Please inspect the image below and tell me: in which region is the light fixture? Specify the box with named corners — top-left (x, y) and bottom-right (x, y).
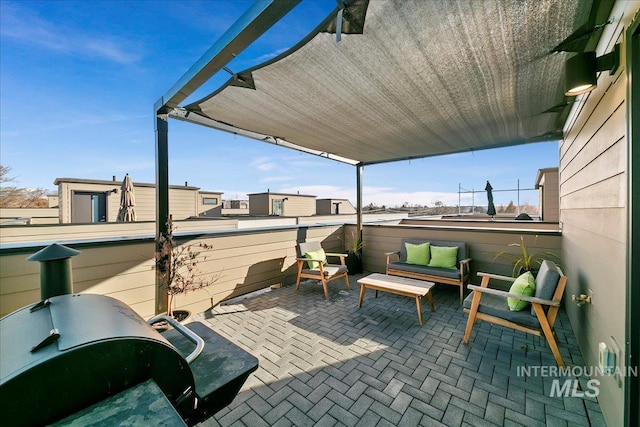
top-left (565, 44), bottom-right (620, 96)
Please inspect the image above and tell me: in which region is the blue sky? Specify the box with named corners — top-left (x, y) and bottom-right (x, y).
top-left (0, 0), bottom-right (559, 209)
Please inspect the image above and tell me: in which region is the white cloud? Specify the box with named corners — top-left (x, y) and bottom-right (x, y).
top-left (253, 48), bottom-right (290, 63)
top-left (261, 176), bottom-right (292, 183)
top-left (250, 157), bottom-right (278, 171)
top-left (1, 4), bottom-right (142, 64)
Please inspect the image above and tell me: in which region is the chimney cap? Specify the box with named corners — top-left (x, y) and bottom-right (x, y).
top-left (27, 243), bottom-right (80, 262)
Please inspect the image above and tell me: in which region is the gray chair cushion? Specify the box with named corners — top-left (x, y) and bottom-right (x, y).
top-left (388, 262), bottom-right (460, 279)
top-left (463, 292), bottom-right (540, 328)
top-left (531, 260), bottom-right (560, 316)
top-left (302, 264), bottom-right (347, 277)
top-left (398, 239), bottom-right (467, 265)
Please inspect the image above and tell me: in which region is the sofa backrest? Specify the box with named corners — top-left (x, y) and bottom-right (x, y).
top-left (399, 238), bottom-right (468, 264)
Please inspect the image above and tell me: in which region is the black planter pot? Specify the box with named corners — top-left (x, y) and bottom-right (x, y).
top-left (346, 251), bottom-right (363, 274)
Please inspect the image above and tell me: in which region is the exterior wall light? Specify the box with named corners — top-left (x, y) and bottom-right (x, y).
top-left (565, 44), bottom-right (620, 96)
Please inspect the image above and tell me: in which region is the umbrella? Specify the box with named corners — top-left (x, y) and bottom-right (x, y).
top-left (485, 180), bottom-right (496, 217)
top-left (117, 174), bottom-right (136, 222)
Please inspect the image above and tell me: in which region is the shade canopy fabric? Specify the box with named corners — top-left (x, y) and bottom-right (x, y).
top-left (181, 0), bottom-right (595, 166)
top-left (117, 174), bottom-right (136, 222)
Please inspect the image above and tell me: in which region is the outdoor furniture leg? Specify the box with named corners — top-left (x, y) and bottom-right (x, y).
top-left (415, 296), bottom-right (423, 325)
top-left (426, 292), bottom-right (435, 312)
top-left (295, 261), bottom-right (303, 291)
top-left (533, 303), bottom-right (566, 368)
top-left (358, 284), bottom-right (366, 307)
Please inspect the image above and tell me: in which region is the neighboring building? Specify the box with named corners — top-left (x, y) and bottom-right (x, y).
top-left (535, 167), bottom-right (559, 222)
top-left (54, 177), bottom-right (204, 223)
top-left (223, 199), bottom-right (249, 210)
top-left (248, 191), bottom-right (316, 217)
top-left (316, 198), bottom-right (356, 215)
top-left (47, 195), bottom-right (59, 208)
top-left (199, 199), bottom-right (250, 217)
top-left (198, 191), bottom-right (224, 216)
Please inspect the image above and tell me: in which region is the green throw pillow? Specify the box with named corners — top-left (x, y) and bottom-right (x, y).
top-left (428, 246), bottom-right (458, 269)
top-left (405, 242), bottom-right (430, 265)
top-left (305, 249), bottom-right (327, 269)
top-left (507, 271), bottom-right (536, 311)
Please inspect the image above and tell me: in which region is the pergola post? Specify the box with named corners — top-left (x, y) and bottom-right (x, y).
top-left (155, 114), bottom-right (170, 238)
top-left (155, 113), bottom-right (169, 314)
top-left (356, 164), bottom-right (363, 251)
top-left (153, 0), bottom-right (301, 315)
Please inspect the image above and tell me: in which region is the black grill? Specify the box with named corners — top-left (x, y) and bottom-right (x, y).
top-left (0, 293), bottom-right (258, 426)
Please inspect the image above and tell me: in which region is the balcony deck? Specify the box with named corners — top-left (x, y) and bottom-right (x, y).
top-left (195, 274), bottom-right (605, 426)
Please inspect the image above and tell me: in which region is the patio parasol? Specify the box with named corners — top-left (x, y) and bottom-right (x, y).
top-left (117, 174), bottom-right (136, 222)
top-left (485, 180), bottom-right (496, 218)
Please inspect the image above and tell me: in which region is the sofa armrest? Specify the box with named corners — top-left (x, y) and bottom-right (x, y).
top-left (385, 251), bottom-right (400, 264)
top-left (467, 284), bottom-right (560, 307)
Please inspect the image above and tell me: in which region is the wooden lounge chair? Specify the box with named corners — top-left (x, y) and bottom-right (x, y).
top-left (462, 260), bottom-right (568, 367)
top-left (295, 241), bottom-right (349, 299)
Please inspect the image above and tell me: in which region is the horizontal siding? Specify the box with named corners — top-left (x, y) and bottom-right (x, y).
top-left (0, 208), bottom-right (59, 220)
top-left (0, 219), bottom-right (239, 244)
top-left (561, 103), bottom-right (626, 183)
top-left (0, 224), bottom-right (344, 319)
top-left (360, 224), bottom-right (561, 281)
top-left (558, 3), bottom-right (636, 425)
top-left (560, 172), bottom-right (626, 209)
top-left (0, 242), bottom-right (156, 318)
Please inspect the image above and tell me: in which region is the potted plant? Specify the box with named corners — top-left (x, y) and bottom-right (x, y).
top-left (342, 231), bottom-right (364, 274)
top-left (155, 218), bottom-right (219, 323)
top-left (493, 235), bottom-right (560, 277)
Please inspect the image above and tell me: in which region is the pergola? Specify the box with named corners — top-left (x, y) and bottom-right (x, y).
top-left (152, 2), bottom-right (639, 423)
top-left (155, 0), bottom-right (610, 239)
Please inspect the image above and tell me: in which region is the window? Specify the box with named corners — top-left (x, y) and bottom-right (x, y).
top-left (203, 197), bottom-right (218, 205)
top-left (272, 199), bottom-right (283, 216)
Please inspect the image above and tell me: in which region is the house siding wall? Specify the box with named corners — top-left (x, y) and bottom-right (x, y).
top-left (0, 219), bottom-right (238, 244)
top-left (0, 241), bottom-right (156, 318)
top-left (539, 170), bottom-right (560, 222)
top-left (352, 223), bottom-right (561, 280)
top-left (248, 193), bottom-right (270, 216)
top-left (0, 208), bottom-right (60, 225)
top-left (0, 224), bottom-right (343, 319)
top-left (198, 192), bottom-right (223, 216)
top-left (248, 193), bottom-right (316, 216)
top-left (316, 199), bottom-right (357, 215)
top-left (278, 195), bottom-right (315, 217)
top-left (560, 3), bottom-right (637, 425)
top-left (56, 180), bottom-right (200, 223)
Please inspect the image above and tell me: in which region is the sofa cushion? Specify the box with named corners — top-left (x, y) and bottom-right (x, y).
top-left (463, 292), bottom-right (540, 328)
top-left (428, 246), bottom-right (458, 269)
top-left (531, 260), bottom-right (560, 316)
top-left (405, 242), bottom-right (430, 265)
top-left (399, 239), bottom-right (467, 264)
top-left (388, 262), bottom-right (461, 280)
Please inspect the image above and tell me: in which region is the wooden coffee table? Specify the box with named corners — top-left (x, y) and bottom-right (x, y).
top-left (357, 273), bottom-right (435, 325)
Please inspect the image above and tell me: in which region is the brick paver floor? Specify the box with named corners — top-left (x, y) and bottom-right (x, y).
top-left (195, 274), bottom-right (606, 426)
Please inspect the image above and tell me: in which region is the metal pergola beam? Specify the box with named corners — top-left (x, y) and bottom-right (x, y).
top-left (156, 0), bottom-right (301, 114)
top-left (153, 0), bottom-right (301, 314)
